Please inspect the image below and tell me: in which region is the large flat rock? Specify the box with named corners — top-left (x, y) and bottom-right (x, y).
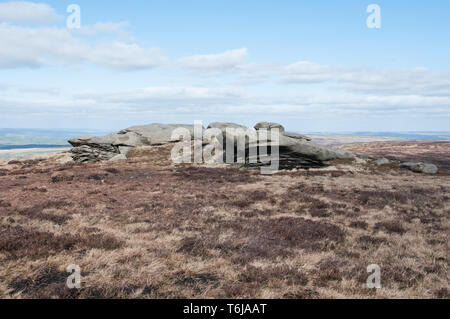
top-left (118, 123), bottom-right (197, 145)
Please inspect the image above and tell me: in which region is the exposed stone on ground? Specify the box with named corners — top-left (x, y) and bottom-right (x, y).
top-left (328, 148), bottom-right (355, 160)
top-left (400, 162), bottom-right (438, 174)
top-left (53, 152), bottom-right (73, 164)
top-left (376, 158), bottom-right (390, 166)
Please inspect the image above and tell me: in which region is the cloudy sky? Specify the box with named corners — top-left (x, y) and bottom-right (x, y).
top-left (0, 0), bottom-right (449, 132)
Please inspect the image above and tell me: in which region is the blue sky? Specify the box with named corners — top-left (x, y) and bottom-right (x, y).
top-left (0, 0), bottom-right (449, 132)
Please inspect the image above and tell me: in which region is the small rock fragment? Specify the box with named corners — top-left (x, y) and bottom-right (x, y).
top-left (375, 158), bottom-right (390, 166)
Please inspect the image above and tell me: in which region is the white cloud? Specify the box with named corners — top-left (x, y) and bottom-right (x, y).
top-left (72, 21), bottom-right (134, 41)
top-left (179, 48), bottom-right (248, 73)
top-left (76, 86), bottom-right (244, 110)
top-left (0, 24), bottom-right (166, 70)
top-left (17, 86), bottom-right (60, 95)
top-left (1, 84), bottom-right (449, 131)
top-left (88, 42), bottom-right (166, 70)
top-left (0, 1), bottom-right (62, 24)
top-left (74, 22), bottom-right (130, 36)
top-left (283, 61), bottom-right (334, 83)
top-left (334, 67), bottom-right (450, 97)
top-left (281, 61), bottom-right (450, 97)
top-left (233, 63), bottom-right (283, 85)
top-left (66, 85), bottom-right (450, 118)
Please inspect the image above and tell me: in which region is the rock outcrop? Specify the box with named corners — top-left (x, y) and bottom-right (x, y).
top-left (204, 121), bottom-right (354, 169)
top-left (69, 124), bottom-right (196, 163)
top-left (250, 123), bottom-right (354, 169)
top-left (69, 135), bottom-right (122, 163)
top-left (68, 121), bottom-right (354, 169)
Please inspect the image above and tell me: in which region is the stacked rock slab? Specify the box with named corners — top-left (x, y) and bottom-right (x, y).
top-left (69, 135), bottom-right (122, 163)
top-left (69, 124), bottom-right (196, 163)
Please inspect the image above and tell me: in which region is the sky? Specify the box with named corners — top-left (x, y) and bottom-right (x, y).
top-left (0, 0), bottom-right (449, 132)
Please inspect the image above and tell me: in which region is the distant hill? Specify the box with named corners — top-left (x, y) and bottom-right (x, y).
top-left (0, 144), bottom-right (70, 150)
top-left (0, 128), bottom-right (112, 149)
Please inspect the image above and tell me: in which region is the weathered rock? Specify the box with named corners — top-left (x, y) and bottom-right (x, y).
top-left (254, 122), bottom-right (285, 133)
top-left (68, 135), bottom-right (121, 162)
top-left (69, 124), bottom-right (199, 163)
top-left (400, 162), bottom-right (438, 174)
top-left (70, 143), bottom-right (119, 163)
top-left (207, 122), bottom-right (248, 131)
top-left (68, 135), bottom-right (113, 147)
top-left (422, 164), bottom-right (439, 174)
top-left (285, 142), bottom-right (352, 168)
top-left (106, 131), bottom-right (146, 147)
top-left (376, 158), bottom-right (390, 166)
top-left (53, 152), bottom-right (74, 164)
top-left (283, 132), bottom-right (312, 141)
top-left (118, 123), bottom-right (198, 145)
top-left (328, 147), bottom-right (355, 160)
top-left (206, 123), bottom-right (355, 169)
top-left (254, 122), bottom-right (311, 141)
top-left (118, 146), bottom-right (133, 156)
top-left (68, 121), bottom-right (354, 168)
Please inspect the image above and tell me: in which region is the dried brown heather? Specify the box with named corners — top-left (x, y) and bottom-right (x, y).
top-left (0, 140), bottom-right (448, 298)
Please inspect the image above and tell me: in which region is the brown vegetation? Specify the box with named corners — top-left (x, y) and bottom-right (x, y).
top-left (343, 140), bottom-right (450, 171)
top-left (0, 142), bottom-right (448, 299)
